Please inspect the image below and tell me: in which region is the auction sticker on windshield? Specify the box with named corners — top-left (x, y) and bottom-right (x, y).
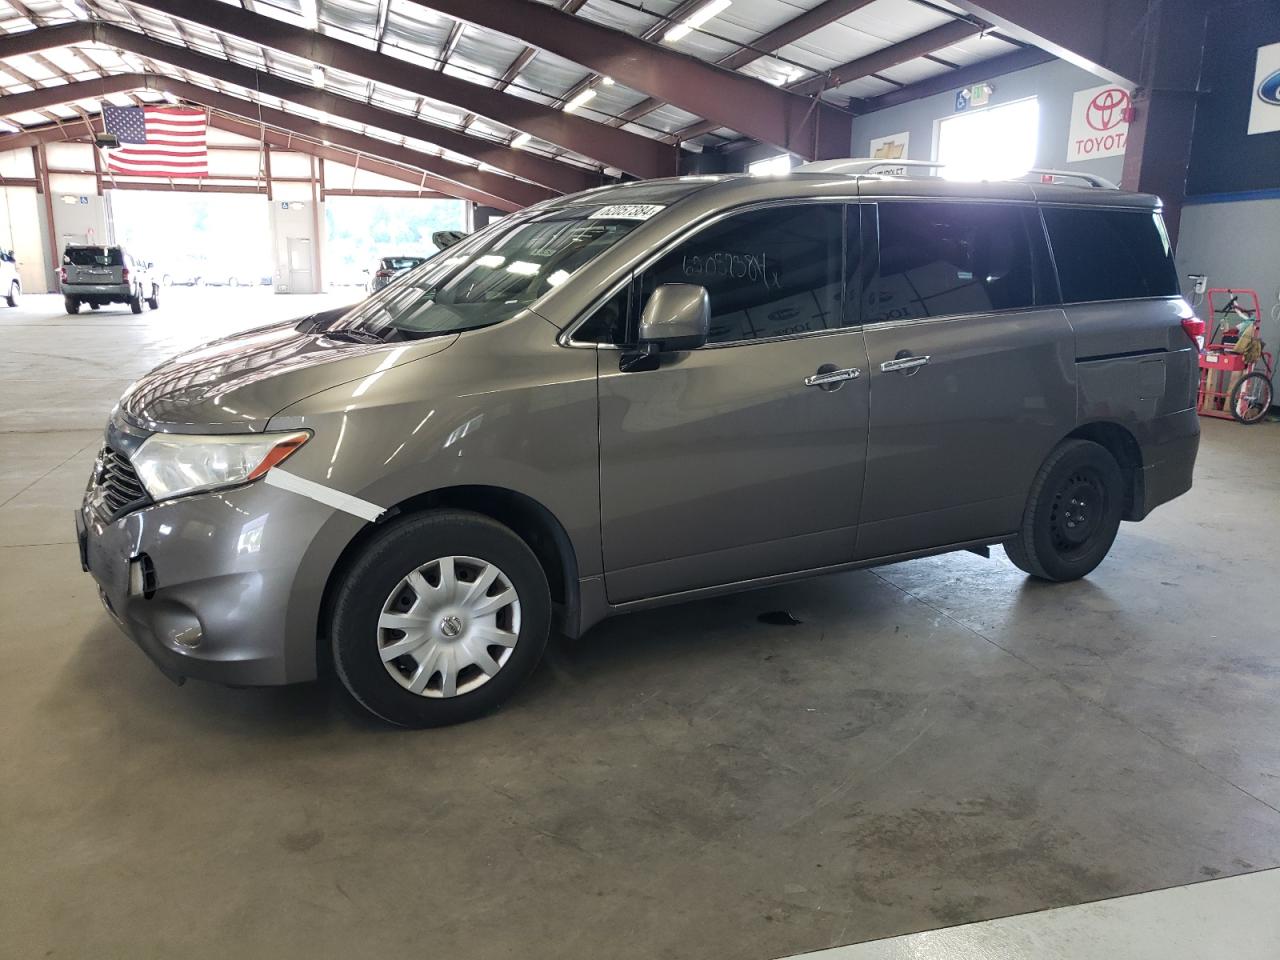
top-left (588, 204), bottom-right (665, 220)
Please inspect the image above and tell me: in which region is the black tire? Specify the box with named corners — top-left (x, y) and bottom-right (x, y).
top-left (1230, 372), bottom-right (1273, 424)
top-left (64, 296), bottom-right (80, 314)
top-left (1004, 439), bottom-right (1124, 582)
top-left (147, 286), bottom-right (160, 310)
top-left (331, 509), bottom-right (551, 728)
top-left (129, 288), bottom-right (143, 314)
top-left (89, 302), bottom-right (100, 310)
top-left (5, 280), bottom-right (17, 308)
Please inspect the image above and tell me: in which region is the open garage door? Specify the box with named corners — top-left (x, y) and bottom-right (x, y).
top-left (324, 195), bottom-right (466, 293)
top-left (110, 190), bottom-right (272, 289)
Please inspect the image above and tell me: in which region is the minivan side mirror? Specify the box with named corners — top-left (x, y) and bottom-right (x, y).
top-left (637, 283), bottom-right (710, 353)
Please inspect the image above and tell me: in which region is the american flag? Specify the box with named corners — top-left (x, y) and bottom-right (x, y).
top-left (102, 104), bottom-right (208, 177)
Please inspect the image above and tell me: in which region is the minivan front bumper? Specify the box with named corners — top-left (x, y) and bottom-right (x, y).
top-left (76, 477), bottom-right (342, 686)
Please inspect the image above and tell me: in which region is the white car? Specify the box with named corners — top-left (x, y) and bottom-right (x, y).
top-left (1, 250), bottom-right (20, 307)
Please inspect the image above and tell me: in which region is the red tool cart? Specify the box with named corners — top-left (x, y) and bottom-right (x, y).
top-left (1197, 288), bottom-right (1275, 424)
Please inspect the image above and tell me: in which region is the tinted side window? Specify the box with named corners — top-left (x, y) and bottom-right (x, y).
top-left (573, 283), bottom-right (631, 345)
top-left (640, 204), bottom-right (846, 345)
top-left (1042, 207), bottom-right (1179, 303)
top-left (869, 202), bottom-right (1035, 323)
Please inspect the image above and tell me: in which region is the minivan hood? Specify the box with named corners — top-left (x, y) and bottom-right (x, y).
top-left (118, 320), bottom-right (456, 434)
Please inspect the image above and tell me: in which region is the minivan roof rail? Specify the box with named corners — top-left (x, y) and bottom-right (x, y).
top-left (792, 158), bottom-right (1120, 190)
top-left (1022, 168), bottom-right (1120, 189)
top-left (794, 158), bottom-right (945, 175)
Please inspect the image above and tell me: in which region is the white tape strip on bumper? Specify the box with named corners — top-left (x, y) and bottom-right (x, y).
top-left (263, 469), bottom-right (385, 523)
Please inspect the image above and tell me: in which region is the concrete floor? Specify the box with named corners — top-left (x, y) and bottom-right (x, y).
top-left (2, 291), bottom-right (1278, 959)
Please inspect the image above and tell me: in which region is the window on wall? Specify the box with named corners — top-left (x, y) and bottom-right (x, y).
top-left (747, 154), bottom-right (794, 176)
top-left (936, 97), bottom-right (1040, 181)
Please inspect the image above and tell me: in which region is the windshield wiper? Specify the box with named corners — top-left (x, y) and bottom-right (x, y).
top-left (320, 327), bottom-right (387, 345)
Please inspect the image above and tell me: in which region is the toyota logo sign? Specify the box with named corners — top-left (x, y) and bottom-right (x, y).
top-left (1085, 88), bottom-right (1130, 131)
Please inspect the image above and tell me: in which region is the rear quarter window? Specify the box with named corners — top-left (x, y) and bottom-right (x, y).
top-left (1042, 207), bottom-right (1179, 303)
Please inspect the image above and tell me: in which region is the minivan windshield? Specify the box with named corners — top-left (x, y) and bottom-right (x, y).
top-left (333, 207), bottom-right (651, 340)
top-left (65, 247), bottom-right (124, 267)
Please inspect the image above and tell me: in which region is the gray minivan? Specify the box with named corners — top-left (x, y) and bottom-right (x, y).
top-left (76, 165), bottom-right (1201, 726)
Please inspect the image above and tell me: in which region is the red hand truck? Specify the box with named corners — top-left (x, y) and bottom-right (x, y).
top-left (1197, 288), bottom-right (1274, 424)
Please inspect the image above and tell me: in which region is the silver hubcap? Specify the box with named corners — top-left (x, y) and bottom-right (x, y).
top-left (377, 556), bottom-right (521, 699)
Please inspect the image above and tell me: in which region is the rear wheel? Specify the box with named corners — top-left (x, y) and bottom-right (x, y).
top-left (89, 302), bottom-right (100, 310)
top-left (147, 285), bottom-right (160, 310)
top-left (5, 280), bottom-right (17, 307)
top-left (1004, 439), bottom-right (1124, 582)
top-left (129, 287), bottom-right (143, 314)
top-left (64, 296), bottom-right (80, 314)
top-left (331, 509), bottom-right (551, 727)
top-left (1230, 372), bottom-right (1273, 424)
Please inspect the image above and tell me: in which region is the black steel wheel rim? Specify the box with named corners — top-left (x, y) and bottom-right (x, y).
top-left (1049, 469), bottom-right (1106, 554)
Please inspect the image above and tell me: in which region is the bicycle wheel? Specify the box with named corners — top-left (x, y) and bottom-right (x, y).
top-left (1230, 372), bottom-right (1274, 424)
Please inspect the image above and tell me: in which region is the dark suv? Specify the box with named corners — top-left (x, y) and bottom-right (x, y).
top-left (61, 245), bottom-right (159, 314)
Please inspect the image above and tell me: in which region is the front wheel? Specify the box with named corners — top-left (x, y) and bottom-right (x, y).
top-left (147, 286), bottom-right (160, 310)
top-left (1004, 439), bottom-right (1124, 582)
top-left (331, 509), bottom-right (551, 727)
top-left (5, 280), bottom-right (17, 307)
top-left (1231, 372), bottom-right (1273, 424)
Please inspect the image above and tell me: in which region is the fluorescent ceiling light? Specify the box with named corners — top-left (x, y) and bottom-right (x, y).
top-left (299, 0), bottom-right (319, 29)
top-left (547, 269), bottom-right (570, 287)
top-left (60, 0), bottom-right (88, 21)
top-left (510, 132), bottom-right (531, 148)
top-left (311, 66), bottom-right (324, 88)
top-left (664, 0), bottom-right (731, 43)
top-left (505, 261), bottom-right (539, 276)
top-left (477, 254), bottom-right (505, 268)
top-left (601, 76), bottom-right (614, 86)
top-left (563, 88), bottom-right (596, 112)
top-left (0, 120), bottom-right (18, 133)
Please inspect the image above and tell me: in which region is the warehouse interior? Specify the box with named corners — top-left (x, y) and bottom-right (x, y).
top-left (1, 0), bottom-right (1279, 957)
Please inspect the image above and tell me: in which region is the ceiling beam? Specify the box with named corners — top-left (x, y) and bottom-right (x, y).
top-left (785, 20), bottom-right (984, 96)
top-left (0, 76), bottom-right (547, 210)
top-left (945, 0), bottom-right (1146, 85)
top-left (124, 0), bottom-right (677, 178)
top-left (407, 0), bottom-right (853, 159)
top-left (856, 46), bottom-right (1054, 114)
top-left (0, 22), bottom-right (600, 194)
top-left (720, 0), bottom-right (880, 72)
top-left (0, 113), bottom-right (477, 200)
top-left (611, 0), bottom-right (879, 128)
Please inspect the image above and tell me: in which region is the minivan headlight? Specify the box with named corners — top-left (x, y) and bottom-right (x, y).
top-left (132, 431), bottom-right (311, 502)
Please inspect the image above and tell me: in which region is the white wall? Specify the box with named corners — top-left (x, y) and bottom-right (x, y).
top-left (850, 59), bottom-right (1124, 186)
top-left (0, 186), bottom-right (47, 293)
top-left (268, 182), bottom-right (322, 294)
top-left (1177, 197), bottom-right (1280, 349)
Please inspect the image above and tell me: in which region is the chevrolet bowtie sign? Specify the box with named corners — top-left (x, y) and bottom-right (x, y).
top-left (1248, 41), bottom-right (1280, 136)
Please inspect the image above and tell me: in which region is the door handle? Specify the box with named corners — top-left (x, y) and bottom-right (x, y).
top-left (804, 366), bottom-right (861, 389)
top-left (880, 355), bottom-right (931, 373)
